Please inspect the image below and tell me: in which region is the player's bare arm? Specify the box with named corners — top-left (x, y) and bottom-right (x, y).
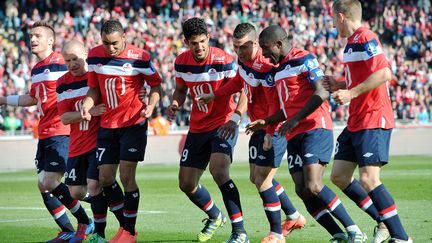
top-left (60, 104), bottom-right (106, 125)
top-left (0, 95), bottom-right (37, 107)
top-left (81, 87), bottom-right (101, 121)
top-left (333, 67), bottom-right (391, 105)
top-left (245, 110), bottom-right (286, 135)
top-left (279, 79), bottom-right (329, 136)
top-left (322, 75), bottom-right (346, 92)
top-left (141, 85), bottom-right (162, 118)
top-left (218, 90), bottom-right (248, 140)
top-left (195, 93), bottom-right (215, 105)
top-left (168, 81), bottom-right (188, 121)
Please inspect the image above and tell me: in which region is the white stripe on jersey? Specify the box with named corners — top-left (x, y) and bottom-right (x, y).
top-left (343, 45), bottom-right (383, 63)
top-left (57, 87), bottom-right (89, 102)
top-left (238, 66), bottom-right (262, 87)
top-left (274, 64), bottom-right (305, 82)
top-left (88, 64), bottom-right (155, 76)
top-left (32, 71), bottom-right (68, 84)
top-left (175, 69), bottom-right (236, 83)
top-left (277, 83), bottom-right (287, 118)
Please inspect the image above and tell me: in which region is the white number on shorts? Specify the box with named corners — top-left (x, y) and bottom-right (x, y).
top-left (96, 148), bottom-right (106, 162)
top-left (288, 155), bottom-right (303, 169)
top-left (68, 168), bottom-right (77, 181)
top-left (249, 146), bottom-right (257, 159)
top-left (181, 149), bottom-right (189, 162)
top-left (335, 142), bottom-right (339, 155)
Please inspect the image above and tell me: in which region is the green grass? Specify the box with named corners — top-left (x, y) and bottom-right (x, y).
top-left (0, 155), bottom-right (431, 242)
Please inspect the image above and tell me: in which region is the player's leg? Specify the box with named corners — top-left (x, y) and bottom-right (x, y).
top-left (269, 134), bottom-right (304, 237)
top-left (355, 129), bottom-right (410, 242)
top-left (86, 149), bottom-right (108, 242)
top-left (179, 131), bottom-right (225, 242)
top-left (35, 140), bottom-right (74, 242)
top-left (209, 128), bottom-right (248, 243)
top-left (64, 153), bottom-right (95, 243)
top-left (116, 120), bottom-right (148, 241)
top-left (302, 129), bottom-right (365, 242)
top-left (96, 128), bottom-right (124, 242)
top-left (287, 136), bottom-right (345, 241)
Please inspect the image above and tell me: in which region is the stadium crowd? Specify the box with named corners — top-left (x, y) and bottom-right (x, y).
top-left (0, 0), bottom-right (431, 135)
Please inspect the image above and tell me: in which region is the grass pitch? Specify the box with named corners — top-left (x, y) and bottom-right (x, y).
top-left (0, 155), bottom-right (431, 242)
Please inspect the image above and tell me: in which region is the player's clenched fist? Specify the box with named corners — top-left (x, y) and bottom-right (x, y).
top-left (167, 104), bottom-right (179, 121)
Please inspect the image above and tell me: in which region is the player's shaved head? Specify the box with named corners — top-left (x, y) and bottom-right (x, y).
top-left (332, 0), bottom-right (362, 21)
top-left (258, 25), bottom-right (291, 65)
top-left (259, 25), bottom-right (289, 44)
top-left (62, 40), bottom-right (87, 55)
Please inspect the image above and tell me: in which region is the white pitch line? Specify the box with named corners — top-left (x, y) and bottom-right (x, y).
top-left (0, 206), bottom-right (167, 214)
top-left (0, 217), bottom-right (50, 223)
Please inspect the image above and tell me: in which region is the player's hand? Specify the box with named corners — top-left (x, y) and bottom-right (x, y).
top-left (278, 118), bottom-right (299, 136)
top-left (195, 93), bottom-right (215, 105)
top-left (167, 104), bottom-right (179, 121)
top-left (322, 75), bottom-right (339, 92)
top-left (81, 106), bottom-right (92, 121)
top-left (89, 104), bottom-right (106, 117)
top-left (245, 119), bottom-right (266, 135)
top-left (218, 120), bottom-right (237, 140)
top-left (141, 104), bottom-right (155, 118)
top-left (332, 89), bottom-right (352, 105)
top-left (139, 86), bottom-right (148, 102)
top-left (263, 133), bottom-right (273, 151)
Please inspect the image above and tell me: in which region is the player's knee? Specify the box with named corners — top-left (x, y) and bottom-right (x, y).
top-left (178, 180), bottom-right (196, 194)
top-left (330, 171), bottom-right (349, 189)
top-left (42, 176), bottom-right (60, 191)
top-left (69, 187), bottom-right (86, 200)
top-left (249, 175), bottom-right (256, 185)
top-left (209, 168), bottom-right (229, 185)
top-left (305, 182), bottom-right (322, 196)
top-left (359, 174), bottom-right (381, 192)
top-left (87, 181), bottom-right (101, 196)
top-left (99, 174), bottom-right (115, 187)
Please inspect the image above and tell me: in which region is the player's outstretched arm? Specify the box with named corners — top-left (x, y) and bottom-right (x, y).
top-left (81, 88), bottom-right (101, 121)
top-left (333, 67), bottom-right (391, 105)
top-left (141, 84), bottom-right (162, 118)
top-left (0, 94), bottom-right (37, 107)
top-left (279, 79), bottom-right (328, 136)
top-left (245, 109), bottom-right (286, 135)
top-left (168, 82), bottom-right (188, 121)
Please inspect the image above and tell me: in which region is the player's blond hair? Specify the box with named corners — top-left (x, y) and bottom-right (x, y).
top-left (332, 0), bottom-right (362, 21)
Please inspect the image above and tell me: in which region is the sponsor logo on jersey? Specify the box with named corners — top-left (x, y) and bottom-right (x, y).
top-left (49, 57), bottom-right (61, 63)
top-left (211, 55), bottom-right (225, 63)
top-left (252, 61), bottom-right (263, 70)
top-left (127, 49), bottom-right (143, 59)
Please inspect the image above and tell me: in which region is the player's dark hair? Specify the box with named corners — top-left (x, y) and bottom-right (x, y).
top-left (101, 19), bottom-right (124, 35)
top-left (233, 23), bottom-right (256, 39)
top-left (182, 17), bottom-right (208, 40)
top-left (32, 20), bottom-right (55, 42)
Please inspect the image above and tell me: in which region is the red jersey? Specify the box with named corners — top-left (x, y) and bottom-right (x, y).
top-left (343, 27), bottom-right (394, 131)
top-left (87, 44), bottom-right (162, 128)
top-left (57, 72), bottom-right (99, 157)
top-left (214, 50), bottom-right (280, 134)
top-left (174, 47), bottom-right (237, 133)
top-left (30, 52), bottom-right (70, 139)
top-left (275, 48), bottom-right (331, 140)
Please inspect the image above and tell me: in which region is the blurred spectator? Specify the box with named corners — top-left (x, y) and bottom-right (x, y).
top-left (3, 111), bottom-right (21, 133)
top-left (150, 109), bottom-right (170, 135)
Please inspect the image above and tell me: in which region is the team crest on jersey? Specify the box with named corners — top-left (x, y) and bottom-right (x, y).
top-left (365, 42), bottom-right (378, 56)
top-left (347, 48), bottom-right (353, 54)
top-left (127, 49), bottom-right (142, 59)
top-left (43, 69), bottom-right (50, 74)
top-left (285, 64), bottom-right (291, 70)
top-left (97, 63), bottom-right (103, 67)
top-left (265, 73), bottom-right (275, 86)
top-left (211, 55), bottom-right (225, 63)
top-left (123, 63), bottom-right (132, 71)
top-left (248, 72), bottom-right (254, 79)
top-left (208, 68), bottom-right (217, 75)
